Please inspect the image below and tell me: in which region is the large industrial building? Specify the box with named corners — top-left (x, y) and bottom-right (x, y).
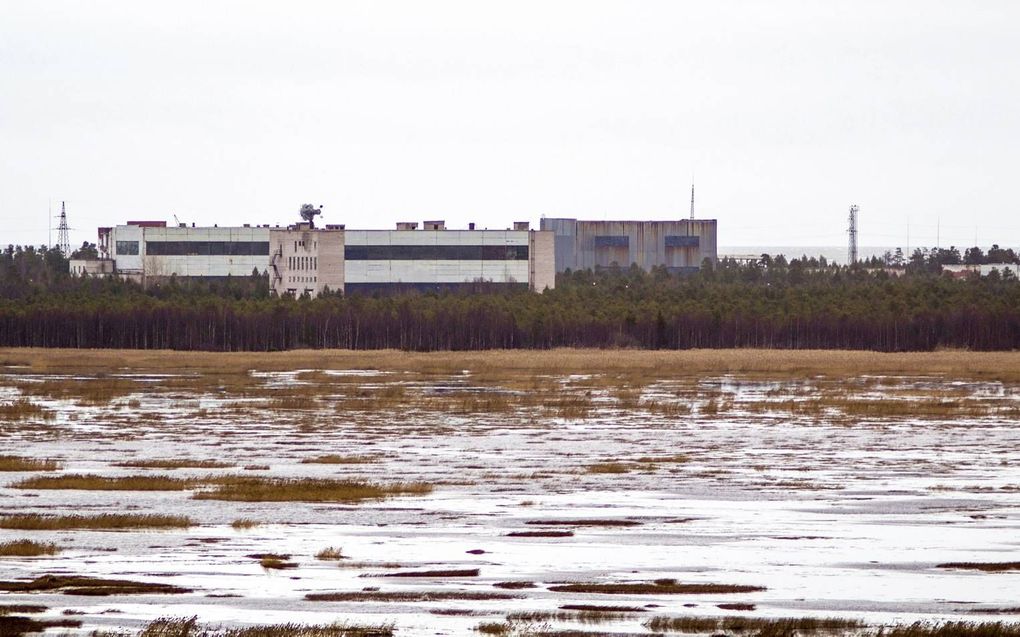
top-left (540, 218), bottom-right (717, 273)
top-left (72, 219), bottom-right (556, 295)
top-left (71, 214), bottom-right (718, 293)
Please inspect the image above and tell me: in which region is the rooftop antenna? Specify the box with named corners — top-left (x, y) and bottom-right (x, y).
top-left (847, 204), bottom-right (859, 264)
top-left (689, 177), bottom-right (695, 220)
top-left (57, 201), bottom-right (71, 256)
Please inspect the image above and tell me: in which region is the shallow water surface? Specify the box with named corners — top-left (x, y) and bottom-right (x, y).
top-left (1, 368), bottom-right (1018, 635)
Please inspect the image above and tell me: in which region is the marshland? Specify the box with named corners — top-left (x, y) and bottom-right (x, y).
top-left (0, 348), bottom-right (1018, 636)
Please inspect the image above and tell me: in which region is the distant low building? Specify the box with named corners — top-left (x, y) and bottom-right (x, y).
top-left (539, 218), bottom-right (717, 273)
top-left (72, 218), bottom-right (556, 295)
top-left (942, 264), bottom-right (1019, 278)
top-left (69, 258), bottom-right (115, 277)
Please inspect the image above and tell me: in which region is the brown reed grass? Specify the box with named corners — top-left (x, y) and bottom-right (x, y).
top-left (0, 513), bottom-right (192, 530)
top-left (193, 477), bottom-right (433, 502)
top-left (14, 348), bottom-right (1020, 381)
top-left (13, 474), bottom-right (195, 491)
top-left (300, 455), bottom-right (377, 465)
top-left (644, 616), bottom-right (863, 634)
top-left (315, 547), bottom-right (345, 560)
top-left (0, 540), bottom-right (60, 557)
top-left (0, 456), bottom-right (60, 471)
top-left (116, 459), bottom-right (234, 469)
top-left (0, 399), bottom-right (54, 420)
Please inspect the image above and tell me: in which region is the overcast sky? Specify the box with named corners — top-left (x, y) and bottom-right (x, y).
top-left (2, 1), bottom-right (1018, 250)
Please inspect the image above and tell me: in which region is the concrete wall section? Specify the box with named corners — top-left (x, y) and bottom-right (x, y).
top-left (529, 230), bottom-right (556, 292)
top-left (539, 218), bottom-right (579, 272)
top-left (69, 259), bottom-right (115, 277)
top-left (540, 218), bottom-right (717, 273)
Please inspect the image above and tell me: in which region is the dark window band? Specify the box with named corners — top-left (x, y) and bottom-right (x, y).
top-left (345, 281), bottom-right (527, 295)
top-left (115, 241), bottom-right (139, 255)
top-left (145, 241), bottom-right (270, 256)
top-left (344, 245), bottom-right (528, 260)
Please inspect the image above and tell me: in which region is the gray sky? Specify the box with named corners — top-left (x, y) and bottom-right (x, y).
top-left (2, 0), bottom-right (1018, 250)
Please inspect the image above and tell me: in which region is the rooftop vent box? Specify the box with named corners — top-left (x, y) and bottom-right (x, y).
top-left (513, 221), bottom-right (530, 231)
top-left (396, 221), bottom-right (419, 230)
top-left (423, 220), bottom-right (445, 230)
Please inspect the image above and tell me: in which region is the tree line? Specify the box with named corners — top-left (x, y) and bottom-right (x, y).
top-left (1, 243), bottom-right (1019, 351)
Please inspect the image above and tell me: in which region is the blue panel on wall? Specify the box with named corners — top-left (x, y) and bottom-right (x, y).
top-left (665, 235), bottom-right (700, 248)
top-left (594, 235), bottom-right (629, 248)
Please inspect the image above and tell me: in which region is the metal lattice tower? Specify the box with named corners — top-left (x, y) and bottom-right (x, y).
top-left (847, 204), bottom-right (859, 264)
top-left (690, 182), bottom-right (695, 220)
top-left (57, 201), bottom-right (71, 256)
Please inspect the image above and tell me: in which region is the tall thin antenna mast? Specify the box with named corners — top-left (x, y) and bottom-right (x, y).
top-left (57, 201), bottom-right (71, 256)
top-left (689, 179), bottom-right (695, 220)
top-left (847, 204), bottom-right (859, 264)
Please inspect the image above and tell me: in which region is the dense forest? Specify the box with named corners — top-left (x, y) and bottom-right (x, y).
top-left (1, 243), bottom-right (1019, 351)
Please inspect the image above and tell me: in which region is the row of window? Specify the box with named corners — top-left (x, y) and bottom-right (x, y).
top-left (145, 241), bottom-right (271, 256)
top-left (344, 245), bottom-right (529, 261)
top-left (290, 256), bottom-right (317, 270)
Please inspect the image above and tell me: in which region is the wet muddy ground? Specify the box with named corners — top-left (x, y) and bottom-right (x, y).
top-left (1, 363), bottom-right (1018, 635)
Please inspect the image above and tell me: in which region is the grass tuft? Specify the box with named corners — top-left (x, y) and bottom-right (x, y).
top-left (0, 540), bottom-right (60, 557)
top-left (0, 399), bottom-right (55, 421)
top-left (645, 616), bottom-right (864, 634)
top-left (259, 556), bottom-right (298, 570)
top-left (315, 547), bottom-right (345, 560)
top-left (0, 456), bottom-right (61, 472)
top-left (13, 474), bottom-right (195, 491)
top-left (116, 459), bottom-right (234, 470)
top-left (550, 580), bottom-right (765, 595)
top-left (0, 513), bottom-right (192, 530)
top-left (193, 477), bottom-right (432, 503)
top-left (585, 462), bottom-right (630, 474)
top-left (123, 616), bottom-right (395, 637)
top-left (231, 518), bottom-right (259, 530)
top-left (300, 455), bottom-right (377, 465)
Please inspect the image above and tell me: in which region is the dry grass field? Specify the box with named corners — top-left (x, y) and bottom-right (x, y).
top-left (4, 347), bottom-right (1020, 380)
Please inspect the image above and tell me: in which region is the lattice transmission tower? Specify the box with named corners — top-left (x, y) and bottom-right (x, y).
top-left (847, 204), bottom-right (859, 264)
top-left (57, 201), bottom-right (71, 256)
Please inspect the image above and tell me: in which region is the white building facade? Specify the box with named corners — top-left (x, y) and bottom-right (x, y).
top-left (77, 219), bottom-right (556, 294)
